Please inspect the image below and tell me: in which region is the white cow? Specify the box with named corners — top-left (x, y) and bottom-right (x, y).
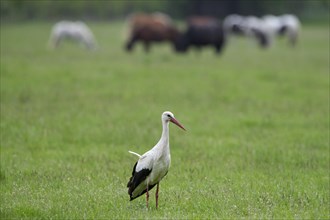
top-left (262, 14), bottom-right (284, 45)
top-left (224, 14), bottom-right (301, 48)
top-left (48, 21), bottom-right (97, 50)
top-left (223, 14), bottom-right (245, 35)
top-left (262, 14), bottom-right (301, 46)
top-left (224, 14), bottom-right (271, 48)
top-left (278, 14), bottom-right (301, 46)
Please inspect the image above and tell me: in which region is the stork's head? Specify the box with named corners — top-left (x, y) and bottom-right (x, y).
top-left (162, 111), bottom-right (186, 131)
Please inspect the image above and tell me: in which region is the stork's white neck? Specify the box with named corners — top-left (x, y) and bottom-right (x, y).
top-left (155, 119), bottom-right (170, 153)
top-left (160, 120), bottom-right (170, 143)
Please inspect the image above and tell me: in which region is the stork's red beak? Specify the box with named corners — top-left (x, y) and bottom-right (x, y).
top-left (170, 118), bottom-right (186, 131)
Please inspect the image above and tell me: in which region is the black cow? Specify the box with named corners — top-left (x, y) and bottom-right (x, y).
top-left (174, 17), bottom-right (226, 55)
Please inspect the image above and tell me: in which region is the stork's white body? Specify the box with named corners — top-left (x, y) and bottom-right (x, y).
top-left (131, 122), bottom-right (171, 199)
top-left (127, 111), bottom-right (185, 208)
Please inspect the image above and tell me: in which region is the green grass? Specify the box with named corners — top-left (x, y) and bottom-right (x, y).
top-left (1, 21), bottom-right (329, 219)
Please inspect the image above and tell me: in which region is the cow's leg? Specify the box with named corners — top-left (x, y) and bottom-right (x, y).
top-left (215, 35), bottom-right (226, 54)
top-left (126, 37), bottom-right (137, 52)
top-left (215, 44), bottom-right (221, 54)
top-left (54, 36), bottom-right (61, 48)
top-left (143, 41), bottom-right (151, 53)
top-left (288, 31), bottom-right (298, 47)
top-left (215, 43), bottom-right (224, 54)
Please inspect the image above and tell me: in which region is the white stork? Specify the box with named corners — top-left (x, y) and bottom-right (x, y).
top-left (127, 111), bottom-right (186, 209)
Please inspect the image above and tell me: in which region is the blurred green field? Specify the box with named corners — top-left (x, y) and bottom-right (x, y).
top-left (0, 22), bottom-right (329, 219)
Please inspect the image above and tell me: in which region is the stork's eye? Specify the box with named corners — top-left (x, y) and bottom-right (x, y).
top-left (167, 114), bottom-right (171, 118)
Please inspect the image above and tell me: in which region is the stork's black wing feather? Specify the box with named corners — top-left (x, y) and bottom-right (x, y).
top-left (127, 162), bottom-right (138, 187)
top-left (131, 183), bottom-right (156, 201)
top-left (127, 161), bottom-right (153, 200)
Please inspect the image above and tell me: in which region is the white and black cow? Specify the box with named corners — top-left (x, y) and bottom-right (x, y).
top-left (223, 14), bottom-right (271, 48)
top-left (224, 14), bottom-right (301, 48)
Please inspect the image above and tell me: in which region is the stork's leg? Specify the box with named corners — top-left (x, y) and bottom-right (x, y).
top-left (156, 183), bottom-right (159, 209)
top-left (146, 184), bottom-right (149, 209)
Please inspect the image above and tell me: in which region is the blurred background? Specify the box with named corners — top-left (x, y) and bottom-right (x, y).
top-left (1, 0), bottom-right (329, 23)
top-left (1, 0), bottom-right (329, 219)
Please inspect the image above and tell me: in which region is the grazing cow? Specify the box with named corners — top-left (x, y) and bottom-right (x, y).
top-left (48, 21), bottom-right (97, 50)
top-left (263, 15), bottom-right (284, 34)
top-left (223, 14), bottom-right (246, 35)
top-left (243, 16), bottom-right (272, 48)
top-left (224, 14), bottom-right (271, 48)
top-left (224, 14), bottom-right (301, 49)
top-left (174, 16), bottom-right (226, 54)
top-left (278, 14), bottom-right (301, 46)
top-left (125, 13), bottom-right (180, 52)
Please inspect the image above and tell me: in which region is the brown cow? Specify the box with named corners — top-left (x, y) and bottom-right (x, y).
top-left (125, 13), bottom-right (180, 52)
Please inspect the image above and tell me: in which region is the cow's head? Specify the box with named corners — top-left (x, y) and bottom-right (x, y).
top-left (252, 28), bottom-right (270, 48)
top-left (231, 24), bottom-right (245, 35)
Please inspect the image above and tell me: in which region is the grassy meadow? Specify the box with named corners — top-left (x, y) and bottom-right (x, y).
top-left (0, 21), bottom-right (329, 219)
